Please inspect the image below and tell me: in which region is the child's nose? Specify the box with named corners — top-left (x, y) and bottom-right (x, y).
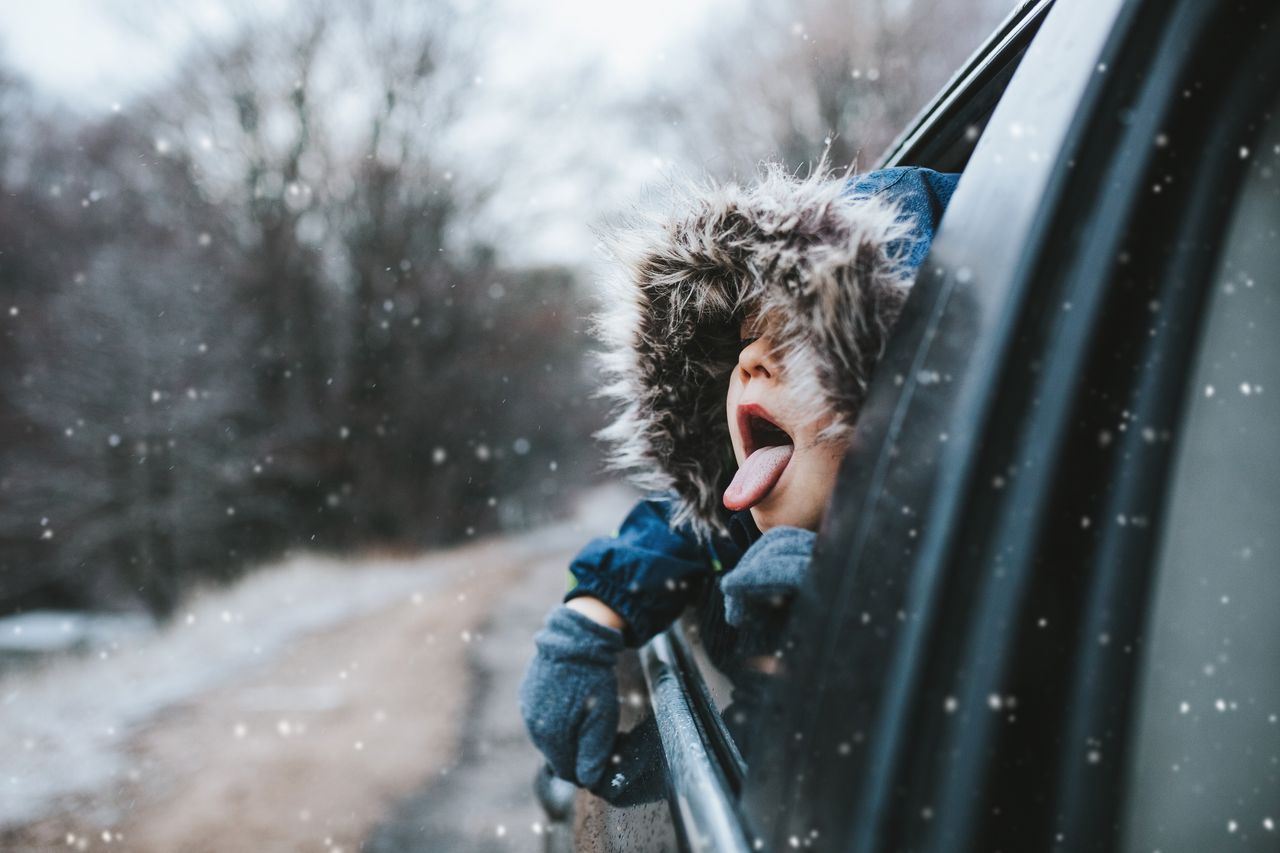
top-left (738, 337), bottom-right (774, 380)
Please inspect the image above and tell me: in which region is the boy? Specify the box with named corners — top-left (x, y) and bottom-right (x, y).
top-left (520, 164), bottom-right (959, 789)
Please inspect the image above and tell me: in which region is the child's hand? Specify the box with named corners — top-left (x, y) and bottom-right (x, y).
top-left (565, 499), bottom-right (710, 646)
top-left (720, 526), bottom-right (816, 630)
top-left (519, 605), bottom-right (625, 787)
top-left (565, 595), bottom-right (626, 631)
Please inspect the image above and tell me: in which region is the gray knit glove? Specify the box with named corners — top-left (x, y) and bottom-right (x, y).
top-left (519, 605), bottom-right (625, 787)
top-left (720, 526), bottom-right (816, 629)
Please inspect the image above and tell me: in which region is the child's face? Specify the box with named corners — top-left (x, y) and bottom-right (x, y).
top-left (724, 327), bottom-right (851, 532)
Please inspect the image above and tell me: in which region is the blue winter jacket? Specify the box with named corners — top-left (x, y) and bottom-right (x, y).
top-left (565, 167), bottom-right (960, 646)
top-left (846, 166), bottom-right (959, 272)
top-left (564, 498), bottom-right (756, 646)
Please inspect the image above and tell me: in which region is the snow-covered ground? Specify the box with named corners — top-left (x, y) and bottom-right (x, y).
top-left (1, 555), bottom-right (444, 828)
top-left (0, 488), bottom-right (628, 833)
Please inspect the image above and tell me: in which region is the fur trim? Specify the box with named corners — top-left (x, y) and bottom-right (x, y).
top-left (595, 163), bottom-right (917, 539)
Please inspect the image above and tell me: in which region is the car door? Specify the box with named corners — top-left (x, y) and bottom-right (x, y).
top-left (561, 3), bottom-right (1054, 849)
top-left (595, 2), bottom-right (1056, 851)
top-left (742, 0), bottom-right (1280, 851)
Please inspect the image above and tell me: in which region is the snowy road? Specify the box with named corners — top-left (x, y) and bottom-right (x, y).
top-left (0, 487), bottom-right (630, 852)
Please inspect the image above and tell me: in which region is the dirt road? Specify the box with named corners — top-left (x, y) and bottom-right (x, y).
top-left (1, 488), bottom-right (630, 852)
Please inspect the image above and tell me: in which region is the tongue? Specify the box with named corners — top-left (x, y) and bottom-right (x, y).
top-left (723, 445), bottom-right (794, 511)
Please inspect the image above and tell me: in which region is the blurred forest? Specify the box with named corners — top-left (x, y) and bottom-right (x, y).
top-left (0, 0), bottom-right (1011, 619)
top-left (639, 0), bottom-right (1011, 176)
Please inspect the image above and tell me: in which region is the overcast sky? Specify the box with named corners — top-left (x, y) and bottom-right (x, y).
top-left (0, 0), bottom-right (725, 264)
top-left (0, 0), bottom-right (719, 111)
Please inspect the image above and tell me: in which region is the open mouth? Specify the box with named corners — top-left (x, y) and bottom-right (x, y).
top-left (738, 404), bottom-right (794, 458)
top-left (724, 404), bottom-right (796, 512)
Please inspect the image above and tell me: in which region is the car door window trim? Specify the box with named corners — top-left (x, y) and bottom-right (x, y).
top-left (641, 630), bottom-right (754, 852)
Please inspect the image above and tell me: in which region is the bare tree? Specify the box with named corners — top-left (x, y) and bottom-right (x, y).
top-left (1, 116), bottom-right (263, 614)
top-left (645, 0), bottom-right (1014, 176)
top-left (0, 0), bottom-right (604, 616)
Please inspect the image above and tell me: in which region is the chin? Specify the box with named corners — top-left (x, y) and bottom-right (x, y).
top-left (748, 497), bottom-right (819, 533)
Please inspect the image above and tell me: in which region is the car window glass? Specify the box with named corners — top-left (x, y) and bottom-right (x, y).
top-left (672, 572), bottom-right (775, 771)
top-left (1120, 108), bottom-right (1280, 852)
top-left (680, 116), bottom-right (1004, 773)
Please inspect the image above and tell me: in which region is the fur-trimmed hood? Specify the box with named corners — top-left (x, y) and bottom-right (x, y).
top-left (595, 165), bottom-right (958, 538)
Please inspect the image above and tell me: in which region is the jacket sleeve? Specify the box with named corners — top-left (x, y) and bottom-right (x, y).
top-left (564, 498), bottom-right (713, 646)
top-left (844, 166), bottom-right (960, 274)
